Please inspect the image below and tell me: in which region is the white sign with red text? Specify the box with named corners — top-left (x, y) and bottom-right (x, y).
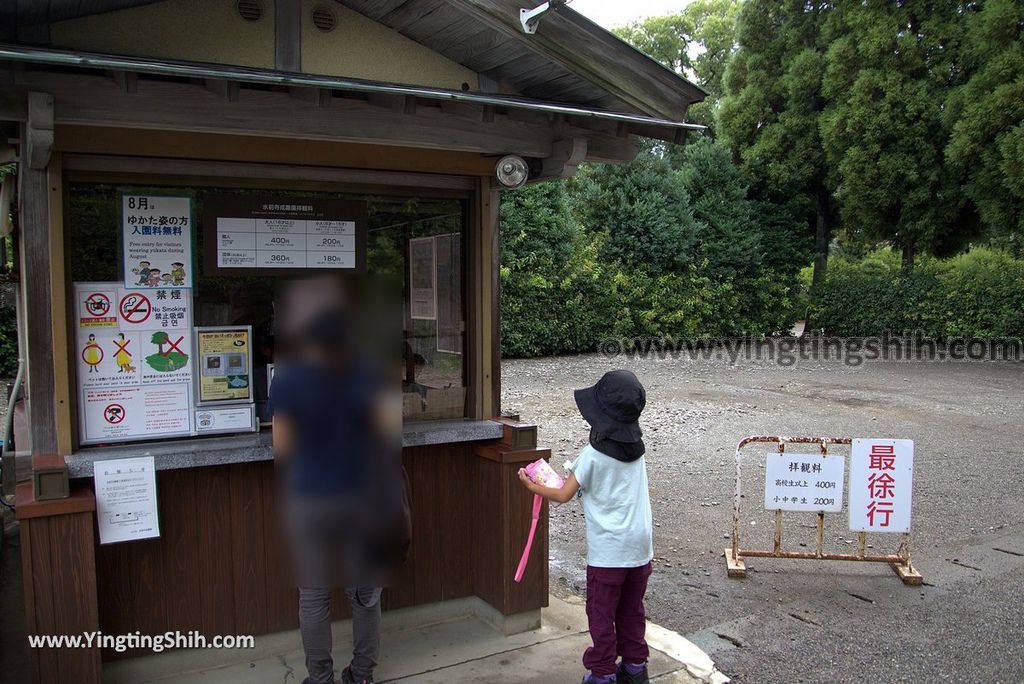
top-left (848, 438), bottom-right (914, 533)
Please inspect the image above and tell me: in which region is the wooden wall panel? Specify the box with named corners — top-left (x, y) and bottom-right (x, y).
top-left (18, 485), bottom-right (102, 683)
top-left (160, 468), bottom-right (202, 632)
top-left (50, 513), bottom-right (102, 681)
top-left (91, 442), bottom-right (548, 662)
top-left (439, 447), bottom-right (474, 601)
top-left (261, 465), bottom-right (299, 633)
top-left (229, 462), bottom-right (269, 636)
top-left (195, 465), bottom-right (236, 638)
top-left (26, 520), bottom-right (59, 683)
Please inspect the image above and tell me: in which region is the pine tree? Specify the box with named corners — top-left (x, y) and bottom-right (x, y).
top-left (819, 0), bottom-right (967, 269)
top-left (718, 0), bottom-right (833, 287)
top-left (945, 0), bottom-right (1024, 254)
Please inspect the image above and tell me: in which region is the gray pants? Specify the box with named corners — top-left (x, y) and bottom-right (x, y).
top-left (299, 586), bottom-right (382, 684)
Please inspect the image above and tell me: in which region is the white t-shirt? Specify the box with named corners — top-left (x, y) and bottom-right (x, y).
top-left (570, 444), bottom-right (654, 568)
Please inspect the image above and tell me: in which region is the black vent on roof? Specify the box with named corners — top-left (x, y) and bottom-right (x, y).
top-left (236, 0), bottom-right (263, 22)
top-left (312, 5), bottom-right (337, 32)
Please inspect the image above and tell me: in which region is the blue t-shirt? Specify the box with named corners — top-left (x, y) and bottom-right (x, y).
top-left (269, 359), bottom-right (378, 497)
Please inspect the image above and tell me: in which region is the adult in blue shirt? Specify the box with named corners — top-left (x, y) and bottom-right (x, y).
top-left (271, 308), bottom-right (400, 684)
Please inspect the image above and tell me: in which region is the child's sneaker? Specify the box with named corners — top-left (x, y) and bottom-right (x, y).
top-left (617, 661), bottom-right (650, 684)
top-left (581, 674), bottom-right (617, 684)
top-left (340, 667), bottom-right (373, 684)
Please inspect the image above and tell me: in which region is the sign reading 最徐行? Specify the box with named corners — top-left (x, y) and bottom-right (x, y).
top-left (121, 194), bottom-right (193, 289)
top-left (764, 451), bottom-right (845, 513)
top-left (848, 438), bottom-right (914, 533)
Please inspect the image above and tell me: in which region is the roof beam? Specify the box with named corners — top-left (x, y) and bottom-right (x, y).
top-left (8, 70), bottom-right (562, 158)
top-left (444, 0), bottom-right (705, 119)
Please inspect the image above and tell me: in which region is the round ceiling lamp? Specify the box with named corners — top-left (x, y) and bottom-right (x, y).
top-left (495, 155), bottom-right (529, 189)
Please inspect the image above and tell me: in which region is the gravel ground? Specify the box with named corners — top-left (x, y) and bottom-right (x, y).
top-left (502, 353), bottom-right (1024, 683)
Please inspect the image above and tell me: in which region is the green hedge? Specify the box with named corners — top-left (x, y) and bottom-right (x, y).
top-left (810, 248), bottom-right (1024, 338)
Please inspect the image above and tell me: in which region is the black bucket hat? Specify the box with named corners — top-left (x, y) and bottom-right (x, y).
top-left (573, 370), bottom-right (646, 443)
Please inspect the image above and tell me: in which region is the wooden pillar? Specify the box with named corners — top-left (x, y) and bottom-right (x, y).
top-left (468, 178), bottom-right (502, 419)
top-left (472, 426), bottom-right (550, 616)
top-left (16, 482), bottom-right (102, 684)
top-left (17, 131), bottom-right (57, 454)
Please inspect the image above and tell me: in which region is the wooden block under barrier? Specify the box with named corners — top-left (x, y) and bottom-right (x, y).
top-left (890, 561), bottom-right (923, 586)
top-left (724, 548), bottom-right (746, 578)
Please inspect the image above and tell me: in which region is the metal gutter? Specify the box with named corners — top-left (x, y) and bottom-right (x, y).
top-left (0, 44), bottom-right (705, 132)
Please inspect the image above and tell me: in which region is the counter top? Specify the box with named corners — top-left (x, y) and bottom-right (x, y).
top-left (65, 419), bottom-right (504, 479)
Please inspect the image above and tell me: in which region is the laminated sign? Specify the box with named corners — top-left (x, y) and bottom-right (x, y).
top-left (195, 327), bottom-right (253, 404)
top-left (74, 282), bottom-right (194, 444)
top-left (848, 439), bottom-right (914, 533)
top-left (122, 194), bottom-right (193, 289)
top-left (764, 451), bottom-right (845, 513)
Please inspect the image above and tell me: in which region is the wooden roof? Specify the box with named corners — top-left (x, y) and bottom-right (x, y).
top-left (0, 0), bottom-right (706, 121)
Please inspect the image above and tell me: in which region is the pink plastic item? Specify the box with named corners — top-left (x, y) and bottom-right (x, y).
top-left (523, 458), bottom-right (565, 488)
top-left (515, 459), bottom-right (565, 583)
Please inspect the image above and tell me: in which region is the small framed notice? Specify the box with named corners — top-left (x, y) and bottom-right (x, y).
top-left (409, 236), bottom-right (436, 320)
top-left (195, 326), bottom-right (254, 405)
top-left (195, 405), bottom-right (257, 434)
top-left (94, 456), bottom-right (160, 544)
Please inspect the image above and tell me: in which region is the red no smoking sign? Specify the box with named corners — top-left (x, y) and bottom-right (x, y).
top-left (119, 292), bottom-right (152, 324)
top-left (104, 403), bottom-right (126, 424)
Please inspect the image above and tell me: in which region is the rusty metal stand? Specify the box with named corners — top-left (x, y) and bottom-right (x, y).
top-left (725, 435), bottom-right (923, 586)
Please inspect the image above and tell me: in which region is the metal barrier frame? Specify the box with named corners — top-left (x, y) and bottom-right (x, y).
top-left (725, 435), bottom-right (922, 585)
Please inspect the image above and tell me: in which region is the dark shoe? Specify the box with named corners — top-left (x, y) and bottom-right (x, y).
top-left (340, 667), bottom-right (373, 684)
top-left (582, 674), bottom-right (616, 684)
top-left (617, 661), bottom-right (650, 684)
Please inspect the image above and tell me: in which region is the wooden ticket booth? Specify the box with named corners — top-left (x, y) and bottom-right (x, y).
top-left (0, 2), bottom-right (703, 681)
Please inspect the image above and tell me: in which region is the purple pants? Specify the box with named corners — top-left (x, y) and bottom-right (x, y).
top-left (583, 563), bottom-right (653, 676)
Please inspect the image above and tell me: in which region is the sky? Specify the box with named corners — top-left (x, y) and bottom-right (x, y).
top-left (570, 0), bottom-right (690, 29)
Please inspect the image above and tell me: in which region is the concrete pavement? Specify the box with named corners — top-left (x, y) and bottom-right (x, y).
top-left (103, 595), bottom-right (728, 684)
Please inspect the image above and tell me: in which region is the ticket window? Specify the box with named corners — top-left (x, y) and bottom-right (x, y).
top-left (66, 182), bottom-right (467, 442)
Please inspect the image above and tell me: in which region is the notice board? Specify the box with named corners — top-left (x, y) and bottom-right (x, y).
top-left (203, 195), bottom-right (366, 276)
top-left (74, 282), bottom-right (194, 445)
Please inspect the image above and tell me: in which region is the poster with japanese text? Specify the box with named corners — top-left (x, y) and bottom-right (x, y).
top-left (848, 438), bottom-right (914, 533)
top-left (195, 326), bottom-right (253, 404)
top-left (764, 451), bottom-right (845, 513)
top-left (122, 194), bottom-right (193, 289)
top-left (75, 282), bottom-right (194, 445)
top-left (80, 384), bottom-right (192, 444)
top-left (94, 456), bottom-right (161, 544)
top-left (203, 195), bottom-right (366, 276)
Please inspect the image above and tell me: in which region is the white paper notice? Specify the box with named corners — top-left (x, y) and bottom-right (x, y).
top-left (94, 456), bottom-right (160, 544)
top-left (764, 451), bottom-right (845, 513)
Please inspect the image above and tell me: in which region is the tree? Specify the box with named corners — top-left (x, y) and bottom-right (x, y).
top-left (151, 331), bottom-right (169, 354)
top-left (677, 137), bottom-right (760, 281)
top-left (718, 0), bottom-right (834, 288)
top-left (615, 0), bottom-right (742, 131)
top-left (945, 0), bottom-right (1024, 255)
top-left (819, 0), bottom-right (968, 269)
top-left (571, 153), bottom-right (701, 277)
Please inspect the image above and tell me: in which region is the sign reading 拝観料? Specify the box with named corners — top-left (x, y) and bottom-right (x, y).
top-left (764, 451), bottom-right (845, 513)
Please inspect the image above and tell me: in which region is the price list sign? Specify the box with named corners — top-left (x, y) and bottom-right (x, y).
top-left (204, 196), bottom-right (366, 275)
top-left (764, 451), bottom-right (845, 513)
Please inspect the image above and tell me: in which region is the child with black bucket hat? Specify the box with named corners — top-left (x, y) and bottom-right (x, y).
top-left (518, 369), bottom-right (654, 684)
